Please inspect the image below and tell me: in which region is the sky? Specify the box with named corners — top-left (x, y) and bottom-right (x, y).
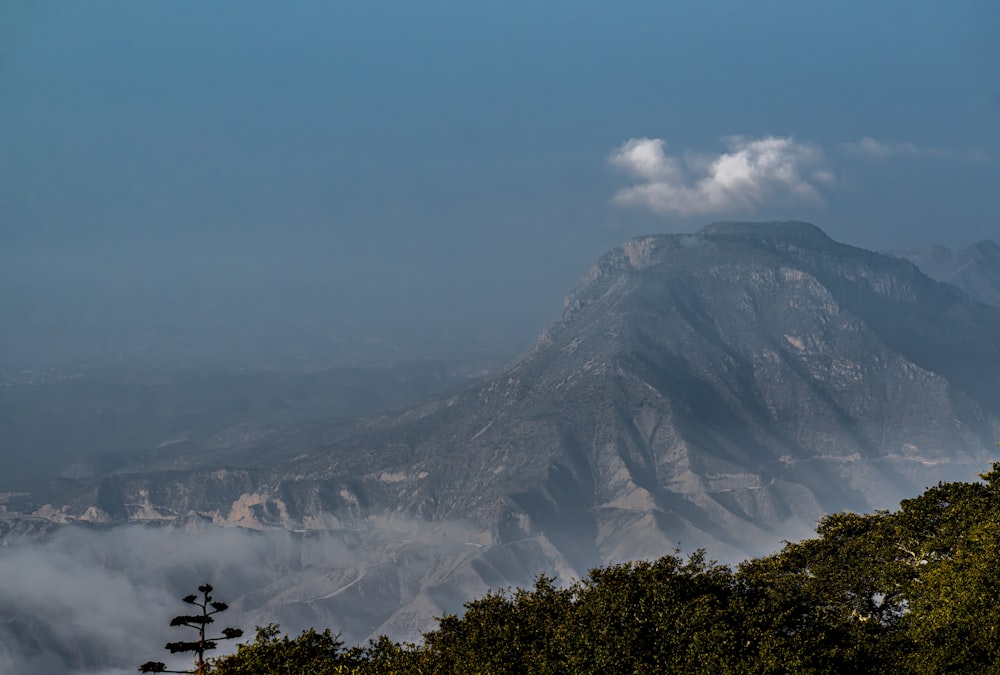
top-left (1, 1), bottom-right (998, 368)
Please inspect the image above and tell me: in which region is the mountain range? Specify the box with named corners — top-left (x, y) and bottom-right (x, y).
top-left (3, 221), bottom-right (1000, 649)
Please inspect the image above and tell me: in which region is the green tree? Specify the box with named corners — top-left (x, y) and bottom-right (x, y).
top-left (417, 574), bottom-right (573, 674)
top-left (736, 512), bottom-right (904, 673)
top-left (901, 464), bottom-right (1000, 673)
top-left (211, 623), bottom-right (361, 675)
top-left (557, 552), bottom-right (740, 674)
top-left (736, 462), bottom-right (1000, 673)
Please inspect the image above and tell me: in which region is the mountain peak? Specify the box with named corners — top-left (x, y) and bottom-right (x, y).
top-left (697, 220), bottom-right (834, 246)
top-left (972, 239), bottom-right (1000, 258)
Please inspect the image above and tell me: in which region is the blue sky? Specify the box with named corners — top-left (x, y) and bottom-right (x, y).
top-left (1, 1), bottom-right (998, 365)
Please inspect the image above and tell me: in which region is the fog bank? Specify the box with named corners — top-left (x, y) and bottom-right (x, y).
top-left (0, 520), bottom-right (494, 675)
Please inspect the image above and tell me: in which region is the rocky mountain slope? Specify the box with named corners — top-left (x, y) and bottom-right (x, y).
top-left (5, 221), bottom-right (1000, 645)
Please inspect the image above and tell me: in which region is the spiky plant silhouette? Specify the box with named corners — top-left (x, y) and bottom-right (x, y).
top-left (139, 584), bottom-right (243, 674)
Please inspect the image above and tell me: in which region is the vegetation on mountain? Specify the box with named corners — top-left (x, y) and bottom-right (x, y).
top-left (167, 464), bottom-right (1000, 674)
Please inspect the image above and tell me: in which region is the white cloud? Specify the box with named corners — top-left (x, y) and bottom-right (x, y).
top-left (840, 136), bottom-right (920, 160)
top-left (608, 138), bottom-right (683, 182)
top-left (609, 135), bottom-right (830, 217)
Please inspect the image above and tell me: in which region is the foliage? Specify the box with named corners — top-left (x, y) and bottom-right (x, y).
top-left (899, 465), bottom-right (1000, 673)
top-left (210, 623), bottom-right (361, 674)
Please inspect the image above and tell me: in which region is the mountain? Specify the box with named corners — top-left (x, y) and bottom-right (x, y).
top-left (5, 221), bottom-right (1000, 647)
top-left (895, 239), bottom-right (1000, 308)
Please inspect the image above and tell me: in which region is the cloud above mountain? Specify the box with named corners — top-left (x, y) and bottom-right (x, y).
top-left (609, 136), bottom-right (832, 217)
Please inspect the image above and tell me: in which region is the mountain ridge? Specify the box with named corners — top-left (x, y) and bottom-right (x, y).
top-left (5, 221), bottom-right (1000, 643)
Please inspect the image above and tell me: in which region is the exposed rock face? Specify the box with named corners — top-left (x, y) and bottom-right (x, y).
top-left (896, 239), bottom-right (1000, 308)
top-left (7, 221), bottom-right (1000, 643)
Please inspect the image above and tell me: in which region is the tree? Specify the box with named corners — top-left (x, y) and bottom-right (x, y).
top-left (139, 584), bottom-right (243, 675)
top-left (900, 464), bottom-right (1000, 673)
top-left (211, 623), bottom-right (358, 675)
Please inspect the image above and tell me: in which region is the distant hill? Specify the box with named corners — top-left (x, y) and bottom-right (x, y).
top-left (5, 221), bottom-right (1000, 645)
top-left (0, 360), bottom-right (480, 494)
top-left (895, 239), bottom-right (1000, 308)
